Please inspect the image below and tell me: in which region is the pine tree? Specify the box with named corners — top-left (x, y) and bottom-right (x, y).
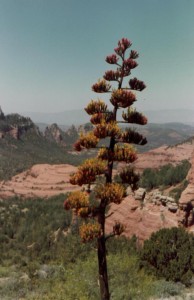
top-left (64, 38), bottom-right (147, 300)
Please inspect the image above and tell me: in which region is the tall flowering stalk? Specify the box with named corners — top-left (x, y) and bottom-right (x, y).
top-left (64, 38), bottom-right (147, 300)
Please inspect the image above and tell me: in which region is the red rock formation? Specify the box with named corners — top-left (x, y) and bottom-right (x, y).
top-left (179, 150), bottom-right (194, 206)
top-left (106, 145), bottom-right (194, 242)
top-left (0, 164), bottom-right (80, 199)
top-left (105, 195), bottom-right (180, 244)
top-left (178, 149), bottom-right (194, 229)
top-left (44, 123), bottom-right (66, 146)
top-left (135, 139), bottom-right (194, 172)
top-left (9, 126), bottom-right (19, 139)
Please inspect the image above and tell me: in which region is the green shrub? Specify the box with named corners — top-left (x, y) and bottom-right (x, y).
top-left (140, 160), bottom-right (191, 190)
top-left (0, 195), bottom-right (190, 299)
top-left (152, 279), bottom-right (184, 298)
top-left (169, 179), bottom-right (189, 201)
top-left (140, 227), bottom-right (194, 286)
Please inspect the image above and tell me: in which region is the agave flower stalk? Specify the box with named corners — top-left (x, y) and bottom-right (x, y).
top-left (64, 37), bottom-right (148, 300)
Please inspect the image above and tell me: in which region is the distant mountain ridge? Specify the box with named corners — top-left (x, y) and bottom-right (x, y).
top-left (21, 108), bottom-right (194, 125)
top-left (135, 122), bottom-right (194, 152)
top-left (0, 107), bottom-right (78, 145)
top-left (144, 109), bottom-right (194, 124)
top-left (0, 106), bottom-right (194, 181)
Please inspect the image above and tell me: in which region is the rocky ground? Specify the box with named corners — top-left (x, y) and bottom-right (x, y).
top-left (105, 192), bottom-right (180, 244)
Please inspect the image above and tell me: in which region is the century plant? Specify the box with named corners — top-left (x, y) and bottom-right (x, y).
top-left (64, 38), bottom-right (147, 300)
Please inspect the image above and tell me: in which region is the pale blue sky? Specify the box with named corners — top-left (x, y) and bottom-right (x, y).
top-left (0, 0), bottom-right (194, 114)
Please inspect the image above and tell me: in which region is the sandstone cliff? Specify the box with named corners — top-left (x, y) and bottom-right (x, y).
top-left (106, 146), bottom-right (194, 242)
top-left (0, 110), bottom-right (40, 140)
top-left (44, 123), bottom-right (78, 147)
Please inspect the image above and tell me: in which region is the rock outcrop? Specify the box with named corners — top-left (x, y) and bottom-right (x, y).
top-left (106, 148), bottom-right (194, 242)
top-left (105, 195), bottom-right (179, 244)
top-left (105, 186), bottom-right (193, 243)
top-left (0, 110), bottom-right (40, 140)
top-left (0, 108), bottom-right (79, 146)
top-left (146, 190), bottom-right (178, 213)
top-left (44, 123), bottom-right (66, 146)
top-left (44, 124), bottom-right (79, 148)
top-left (178, 150), bottom-right (194, 230)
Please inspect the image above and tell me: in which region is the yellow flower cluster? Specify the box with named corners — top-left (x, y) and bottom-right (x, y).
top-left (92, 79), bottom-right (111, 93)
top-left (110, 89), bottom-right (136, 108)
top-left (119, 167), bottom-right (139, 190)
top-left (121, 129), bottom-right (147, 145)
top-left (79, 158), bottom-right (106, 174)
top-left (64, 191), bottom-right (89, 211)
top-left (96, 183), bottom-right (125, 205)
top-left (98, 144), bottom-right (137, 163)
top-left (90, 113), bottom-right (104, 125)
top-left (93, 121), bottom-right (120, 139)
top-left (77, 207), bottom-right (90, 218)
top-left (70, 158), bottom-right (106, 186)
top-left (79, 222), bottom-right (102, 242)
top-left (74, 131), bottom-right (99, 151)
top-left (122, 108), bottom-right (147, 125)
top-left (90, 112), bottom-right (114, 125)
top-left (85, 100), bottom-right (107, 115)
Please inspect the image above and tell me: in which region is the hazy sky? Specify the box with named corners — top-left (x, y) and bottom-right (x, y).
top-left (0, 0), bottom-right (194, 114)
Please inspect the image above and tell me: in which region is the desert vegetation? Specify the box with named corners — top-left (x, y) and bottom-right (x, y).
top-left (140, 227), bottom-right (194, 286)
top-left (0, 132), bottom-right (79, 180)
top-left (0, 195), bottom-right (192, 300)
top-left (140, 160), bottom-right (190, 192)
